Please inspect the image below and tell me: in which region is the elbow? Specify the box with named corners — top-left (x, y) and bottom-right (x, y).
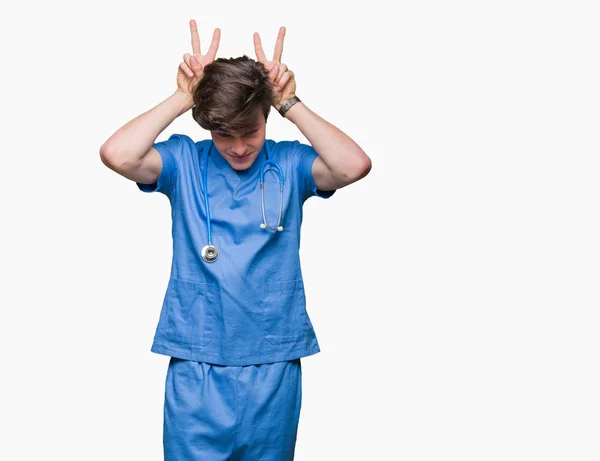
top-left (331, 154), bottom-right (372, 187)
top-left (348, 154), bottom-right (372, 183)
top-left (99, 144), bottom-right (116, 169)
top-left (99, 144), bottom-right (127, 172)
top-left (359, 155), bottom-right (372, 179)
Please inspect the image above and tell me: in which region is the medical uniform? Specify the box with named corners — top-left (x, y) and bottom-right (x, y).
top-left (137, 134), bottom-right (334, 460)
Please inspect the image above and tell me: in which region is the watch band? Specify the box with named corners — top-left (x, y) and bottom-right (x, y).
top-left (278, 96), bottom-right (301, 117)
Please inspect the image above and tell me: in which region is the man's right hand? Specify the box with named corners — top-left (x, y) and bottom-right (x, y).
top-left (177, 20), bottom-right (220, 100)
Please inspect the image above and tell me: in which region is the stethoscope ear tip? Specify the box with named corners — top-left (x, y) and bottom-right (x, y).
top-left (277, 226), bottom-right (284, 231)
top-left (260, 223), bottom-right (267, 229)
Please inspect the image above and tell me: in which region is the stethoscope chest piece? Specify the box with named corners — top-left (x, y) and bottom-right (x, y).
top-left (201, 244), bottom-right (219, 263)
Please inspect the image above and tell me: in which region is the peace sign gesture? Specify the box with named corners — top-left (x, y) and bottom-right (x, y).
top-left (177, 20), bottom-right (221, 98)
top-left (253, 27), bottom-right (297, 110)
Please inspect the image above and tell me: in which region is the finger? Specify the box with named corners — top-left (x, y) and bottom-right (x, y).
top-left (273, 26), bottom-right (286, 62)
top-left (268, 64), bottom-right (279, 84)
top-left (179, 61), bottom-right (194, 78)
top-left (275, 63), bottom-right (288, 85)
top-left (189, 56), bottom-right (203, 74)
top-left (277, 72), bottom-right (291, 91)
top-left (254, 32), bottom-right (267, 63)
top-left (183, 53), bottom-right (193, 69)
top-left (206, 28), bottom-right (221, 60)
top-left (190, 20), bottom-right (201, 55)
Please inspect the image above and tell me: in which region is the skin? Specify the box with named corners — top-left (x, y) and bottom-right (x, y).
top-left (185, 25), bottom-right (293, 172)
top-left (100, 21), bottom-right (371, 189)
top-left (253, 27), bottom-right (296, 111)
top-left (179, 21), bottom-right (272, 172)
top-left (210, 112), bottom-right (267, 171)
top-left (203, 27), bottom-right (295, 172)
top-left (178, 20), bottom-right (220, 93)
top-left (181, 24), bottom-right (300, 172)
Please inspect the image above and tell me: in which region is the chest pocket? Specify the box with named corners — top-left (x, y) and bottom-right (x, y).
top-left (166, 278), bottom-right (215, 347)
top-left (261, 279), bottom-right (309, 345)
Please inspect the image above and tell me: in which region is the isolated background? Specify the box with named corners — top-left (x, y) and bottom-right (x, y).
top-left (1, 0), bottom-right (599, 459)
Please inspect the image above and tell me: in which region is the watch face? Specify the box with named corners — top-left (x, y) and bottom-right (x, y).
top-left (280, 97), bottom-right (300, 116)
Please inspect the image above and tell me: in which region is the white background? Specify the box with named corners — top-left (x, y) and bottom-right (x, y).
top-left (1, 0), bottom-right (599, 459)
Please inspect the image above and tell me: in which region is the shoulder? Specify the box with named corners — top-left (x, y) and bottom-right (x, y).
top-left (159, 133), bottom-right (197, 147)
top-left (153, 133), bottom-right (195, 157)
top-left (266, 139), bottom-right (302, 151)
top-left (265, 139), bottom-right (315, 163)
top-left (192, 138), bottom-right (213, 159)
top-left (194, 138), bottom-right (212, 151)
top-left (155, 134), bottom-right (211, 163)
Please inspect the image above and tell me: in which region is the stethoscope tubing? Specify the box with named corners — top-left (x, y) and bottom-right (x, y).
top-left (202, 141), bottom-right (285, 263)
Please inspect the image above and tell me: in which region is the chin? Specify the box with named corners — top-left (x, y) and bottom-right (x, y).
top-left (228, 154), bottom-right (258, 171)
top-left (230, 163), bottom-right (249, 171)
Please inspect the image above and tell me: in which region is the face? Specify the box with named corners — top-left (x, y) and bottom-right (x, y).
top-left (210, 111), bottom-right (267, 171)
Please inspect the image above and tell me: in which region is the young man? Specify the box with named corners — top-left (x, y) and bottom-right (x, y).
top-left (100, 20), bottom-right (371, 460)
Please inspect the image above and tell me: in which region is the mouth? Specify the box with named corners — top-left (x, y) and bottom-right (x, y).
top-left (229, 152), bottom-right (252, 163)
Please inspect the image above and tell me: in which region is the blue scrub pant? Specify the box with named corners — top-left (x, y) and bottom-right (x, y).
top-left (164, 357), bottom-right (302, 460)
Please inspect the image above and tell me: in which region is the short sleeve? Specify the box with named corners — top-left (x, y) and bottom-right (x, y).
top-left (136, 134), bottom-right (188, 197)
top-left (294, 141), bottom-right (336, 201)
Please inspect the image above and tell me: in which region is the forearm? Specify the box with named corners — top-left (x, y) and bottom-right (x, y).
top-left (284, 101), bottom-right (371, 180)
top-left (100, 90), bottom-right (194, 166)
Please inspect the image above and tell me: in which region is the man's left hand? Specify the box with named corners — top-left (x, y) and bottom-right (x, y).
top-left (253, 27), bottom-right (297, 111)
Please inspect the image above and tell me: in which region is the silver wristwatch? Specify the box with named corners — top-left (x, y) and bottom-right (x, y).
top-left (278, 96), bottom-right (301, 117)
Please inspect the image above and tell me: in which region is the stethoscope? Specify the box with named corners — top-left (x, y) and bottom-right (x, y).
top-left (201, 141), bottom-right (285, 263)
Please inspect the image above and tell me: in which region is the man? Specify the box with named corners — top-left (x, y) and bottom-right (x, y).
top-left (100, 19), bottom-right (371, 461)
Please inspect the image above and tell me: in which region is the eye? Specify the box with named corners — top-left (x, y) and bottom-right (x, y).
top-left (244, 130), bottom-right (258, 137)
top-left (218, 132), bottom-right (231, 138)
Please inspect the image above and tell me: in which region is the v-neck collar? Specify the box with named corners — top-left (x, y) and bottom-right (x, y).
top-left (208, 141), bottom-right (267, 184)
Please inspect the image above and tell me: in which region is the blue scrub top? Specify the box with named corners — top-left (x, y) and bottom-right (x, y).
top-left (137, 134), bottom-right (335, 366)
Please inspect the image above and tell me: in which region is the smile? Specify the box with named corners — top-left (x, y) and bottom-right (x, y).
top-left (229, 153), bottom-right (252, 162)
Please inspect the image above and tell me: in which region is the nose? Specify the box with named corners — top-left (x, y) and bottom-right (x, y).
top-left (231, 136), bottom-right (248, 156)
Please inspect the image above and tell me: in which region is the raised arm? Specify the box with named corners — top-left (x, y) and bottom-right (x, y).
top-left (100, 20), bottom-right (220, 184)
top-left (254, 27), bottom-right (372, 191)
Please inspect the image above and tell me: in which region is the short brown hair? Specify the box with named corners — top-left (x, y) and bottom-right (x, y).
top-left (192, 55), bottom-right (273, 134)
